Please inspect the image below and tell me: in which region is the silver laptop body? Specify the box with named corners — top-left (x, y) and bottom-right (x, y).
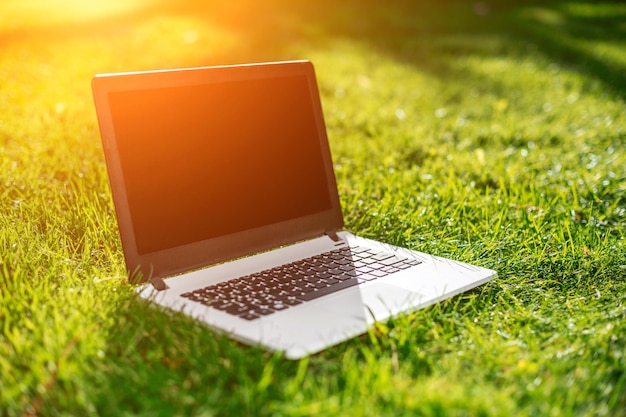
top-left (92, 60), bottom-right (496, 359)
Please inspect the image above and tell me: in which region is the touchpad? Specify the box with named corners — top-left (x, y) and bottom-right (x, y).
top-left (361, 283), bottom-right (423, 324)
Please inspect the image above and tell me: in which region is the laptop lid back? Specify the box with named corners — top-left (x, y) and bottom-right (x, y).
top-left (92, 61), bottom-right (344, 281)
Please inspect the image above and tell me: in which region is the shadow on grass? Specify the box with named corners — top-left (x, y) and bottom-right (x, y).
top-left (83, 292), bottom-right (292, 416)
top-left (297, 0), bottom-right (626, 100)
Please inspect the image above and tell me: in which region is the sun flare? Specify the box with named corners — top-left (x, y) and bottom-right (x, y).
top-left (0, 0), bottom-right (156, 30)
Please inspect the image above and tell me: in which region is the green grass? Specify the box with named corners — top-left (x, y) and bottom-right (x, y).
top-left (1, 0), bottom-right (625, 415)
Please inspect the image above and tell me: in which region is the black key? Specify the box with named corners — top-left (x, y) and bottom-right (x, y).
top-left (239, 312), bottom-right (259, 321)
top-left (276, 294), bottom-right (300, 303)
top-left (299, 286), bottom-right (315, 294)
top-left (276, 274), bottom-right (295, 283)
top-left (298, 278), bottom-right (359, 302)
top-left (293, 279), bottom-right (312, 288)
top-left (225, 303), bottom-right (252, 315)
top-left (271, 303), bottom-right (289, 311)
top-left (334, 273), bottom-right (355, 281)
top-left (255, 307), bottom-right (275, 316)
top-left (184, 294), bottom-right (202, 302)
top-left (277, 287), bottom-right (302, 297)
top-left (283, 298), bottom-right (302, 306)
top-left (211, 301), bottom-right (234, 310)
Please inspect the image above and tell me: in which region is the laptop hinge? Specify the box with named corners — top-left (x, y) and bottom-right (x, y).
top-left (150, 277), bottom-right (169, 291)
top-left (325, 230), bottom-right (342, 243)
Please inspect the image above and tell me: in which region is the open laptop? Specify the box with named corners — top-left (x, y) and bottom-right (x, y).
top-left (92, 60), bottom-right (496, 359)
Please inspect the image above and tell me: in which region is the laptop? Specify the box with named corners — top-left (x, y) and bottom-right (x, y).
top-left (92, 60), bottom-right (496, 359)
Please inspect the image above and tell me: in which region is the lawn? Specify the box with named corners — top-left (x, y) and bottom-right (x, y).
top-left (1, 0), bottom-right (625, 416)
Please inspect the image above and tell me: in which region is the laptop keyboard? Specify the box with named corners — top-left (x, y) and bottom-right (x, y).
top-left (180, 246), bottom-right (422, 321)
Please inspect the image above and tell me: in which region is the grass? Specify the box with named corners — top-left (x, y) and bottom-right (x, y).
top-left (1, 0), bottom-right (625, 415)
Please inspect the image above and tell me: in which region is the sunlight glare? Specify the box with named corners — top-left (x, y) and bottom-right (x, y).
top-left (0, 0), bottom-right (157, 30)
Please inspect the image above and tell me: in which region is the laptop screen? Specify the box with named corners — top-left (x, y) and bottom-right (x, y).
top-left (107, 73), bottom-right (334, 256)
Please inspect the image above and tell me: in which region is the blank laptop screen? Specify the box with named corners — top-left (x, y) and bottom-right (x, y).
top-left (107, 74), bottom-right (333, 255)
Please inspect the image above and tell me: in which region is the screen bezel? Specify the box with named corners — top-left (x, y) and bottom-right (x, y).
top-left (92, 61), bottom-right (344, 282)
